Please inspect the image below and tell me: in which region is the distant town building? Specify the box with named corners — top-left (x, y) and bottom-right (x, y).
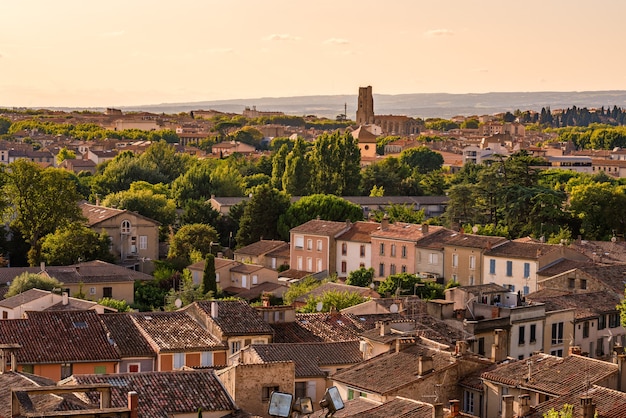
top-left (356, 86), bottom-right (420, 136)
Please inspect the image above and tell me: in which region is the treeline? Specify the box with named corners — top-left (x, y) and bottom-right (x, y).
top-left (518, 105), bottom-right (626, 127)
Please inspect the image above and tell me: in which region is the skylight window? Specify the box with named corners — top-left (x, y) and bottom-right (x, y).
top-left (72, 321), bottom-right (88, 329)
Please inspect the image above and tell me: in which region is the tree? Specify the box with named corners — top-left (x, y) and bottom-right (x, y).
top-left (271, 144), bottom-right (290, 190)
top-left (164, 269), bottom-right (209, 310)
top-left (0, 117), bottom-right (11, 135)
top-left (102, 185), bottom-right (177, 228)
top-left (3, 160), bottom-right (84, 265)
top-left (236, 184), bottom-right (290, 247)
top-left (542, 404), bottom-right (573, 418)
top-left (370, 204), bottom-right (425, 224)
top-left (277, 194), bottom-right (363, 239)
top-left (377, 273), bottom-right (444, 299)
top-left (399, 146), bottom-right (444, 174)
top-left (282, 138), bottom-right (311, 196)
top-left (308, 131), bottom-right (361, 195)
top-left (283, 276), bottom-right (322, 306)
top-left (360, 157), bottom-right (411, 196)
top-left (98, 297), bottom-right (131, 312)
top-left (168, 224), bottom-right (219, 263)
top-left (171, 160), bottom-right (216, 205)
top-left (56, 147), bottom-right (76, 165)
top-left (140, 140), bottom-right (191, 182)
top-left (41, 223), bottom-right (115, 265)
top-left (203, 254), bottom-right (217, 295)
top-left (5, 272), bottom-right (63, 297)
top-left (346, 267), bottom-right (374, 287)
top-left (300, 290), bottom-right (366, 313)
top-left (92, 151), bottom-right (167, 196)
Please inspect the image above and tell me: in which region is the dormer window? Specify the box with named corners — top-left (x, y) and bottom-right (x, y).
top-left (121, 220), bottom-right (131, 234)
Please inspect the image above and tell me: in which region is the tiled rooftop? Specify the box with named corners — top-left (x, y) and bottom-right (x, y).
top-left (530, 385), bottom-right (626, 418)
top-left (485, 241), bottom-right (562, 259)
top-left (194, 300), bottom-right (275, 336)
top-left (336, 221), bottom-right (381, 243)
top-left (442, 232), bottom-right (508, 249)
top-left (0, 310), bottom-right (120, 363)
top-left (0, 288), bottom-right (50, 308)
top-left (249, 341), bottom-right (362, 377)
top-left (526, 290), bottom-right (621, 319)
top-left (370, 223), bottom-right (444, 242)
top-left (99, 313), bottom-right (156, 358)
top-left (290, 219), bottom-right (350, 236)
top-left (481, 353), bottom-right (617, 396)
top-left (65, 369), bottom-right (237, 418)
top-left (131, 311), bottom-right (225, 352)
top-left (234, 240), bottom-right (288, 257)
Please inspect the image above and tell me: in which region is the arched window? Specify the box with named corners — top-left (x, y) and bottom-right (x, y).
top-left (121, 220), bottom-right (131, 234)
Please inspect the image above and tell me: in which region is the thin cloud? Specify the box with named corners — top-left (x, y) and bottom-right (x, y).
top-left (264, 34), bottom-right (300, 41)
top-left (424, 29), bottom-right (454, 38)
top-left (323, 38), bottom-right (349, 45)
top-left (100, 30), bottom-right (125, 38)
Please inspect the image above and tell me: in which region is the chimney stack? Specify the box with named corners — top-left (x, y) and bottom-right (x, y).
top-left (422, 224), bottom-right (429, 234)
top-left (379, 320), bottom-right (387, 337)
top-left (40, 261), bottom-right (45, 272)
top-left (580, 396), bottom-right (596, 418)
top-left (381, 216), bottom-right (389, 230)
top-left (432, 403), bottom-right (444, 418)
top-left (418, 355), bottom-right (434, 376)
top-left (449, 400), bottom-right (460, 417)
top-left (518, 394), bottom-right (531, 416)
top-left (502, 395), bottom-right (514, 418)
top-left (211, 301), bottom-right (218, 318)
top-left (62, 292), bottom-right (69, 306)
top-left (491, 329), bottom-right (506, 362)
top-left (128, 391), bottom-right (139, 418)
top-left (569, 346), bottom-right (582, 356)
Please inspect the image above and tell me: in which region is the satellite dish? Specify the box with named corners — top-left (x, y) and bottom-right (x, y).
top-left (472, 225), bottom-right (479, 233)
top-left (316, 301), bottom-right (323, 312)
top-left (174, 298), bottom-right (182, 308)
top-left (389, 303), bottom-right (399, 313)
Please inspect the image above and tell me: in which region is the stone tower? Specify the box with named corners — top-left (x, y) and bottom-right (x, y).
top-left (356, 86), bottom-right (374, 125)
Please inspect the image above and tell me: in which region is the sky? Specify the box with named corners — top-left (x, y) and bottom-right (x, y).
top-left (2, 0), bottom-right (626, 108)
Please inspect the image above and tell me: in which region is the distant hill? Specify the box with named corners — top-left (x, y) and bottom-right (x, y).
top-left (97, 91), bottom-right (626, 119)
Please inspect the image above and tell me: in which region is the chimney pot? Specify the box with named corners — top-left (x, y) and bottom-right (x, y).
top-left (449, 399), bottom-right (460, 417)
top-left (128, 391), bottom-right (138, 418)
top-left (580, 396), bottom-right (595, 418)
top-left (502, 395), bottom-right (514, 418)
top-left (211, 301), bottom-right (218, 318)
top-left (432, 403), bottom-right (444, 418)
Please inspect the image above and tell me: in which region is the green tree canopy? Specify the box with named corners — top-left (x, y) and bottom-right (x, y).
top-left (5, 272), bottom-right (63, 298)
top-left (102, 185), bottom-right (177, 227)
top-left (300, 290), bottom-right (366, 313)
top-left (277, 194), bottom-right (363, 239)
top-left (56, 147), bottom-right (77, 165)
top-left (399, 146), bottom-right (444, 174)
top-left (346, 267), bottom-right (374, 287)
top-left (236, 184), bottom-right (290, 247)
top-left (41, 223), bottom-right (115, 265)
top-left (283, 276), bottom-right (322, 306)
top-left (168, 223), bottom-right (219, 263)
top-left (203, 254), bottom-right (218, 296)
top-left (308, 131), bottom-right (361, 195)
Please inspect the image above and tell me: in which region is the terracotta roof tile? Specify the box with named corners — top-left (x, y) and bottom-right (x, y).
top-left (0, 288), bottom-right (50, 308)
top-left (484, 241), bottom-right (561, 259)
top-left (290, 220), bottom-right (350, 237)
top-left (336, 221), bottom-right (381, 243)
top-left (131, 311), bottom-right (225, 352)
top-left (65, 369), bottom-right (236, 418)
top-left (194, 300), bottom-right (275, 336)
top-left (234, 240), bottom-right (289, 257)
top-left (249, 341), bottom-right (363, 377)
top-left (370, 223), bottom-right (446, 243)
top-left (99, 313), bottom-right (156, 358)
top-left (271, 312), bottom-right (373, 343)
top-left (481, 353), bottom-right (617, 396)
top-left (0, 310), bottom-right (120, 363)
top-left (526, 290), bottom-right (621, 319)
top-left (443, 233), bottom-right (507, 249)
top-left (530, 385), bottom-right (626, 418)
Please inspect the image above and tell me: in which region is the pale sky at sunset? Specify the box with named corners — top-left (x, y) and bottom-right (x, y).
top-left (2, 0), bottom-right (626, 108)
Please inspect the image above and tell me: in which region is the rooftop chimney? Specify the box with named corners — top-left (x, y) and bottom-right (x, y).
top-left (128, 391), bottom-right (139, 418)
top-left (379, 320), bottom-right (388, 337)
top-left (40, 261), bottom-right (45, 272)
top-left (432, 403), bottom-right (444, 418)
top-left (580, 396), bottom-right (596, 418)
top-left (62, 292), bottom-right (69, 306)
top-left (381, 216), bottom-right (389, 230)
top-left (422, 224), bottom-right (429, 234)
top-left (502, 395), bottom-right (514, 418)
top-left (211, 301), bottom-right (218, 318)
top-left (491, 329), bottom-right (507, 362)
top-left (418, 355), bottom-right (434, 376)
top-left (569, 346), bottom-right (582, 356)
top-left (518, 394), bottom-right (531, 416)
top-left (449, 400), bottom-right (460, 417)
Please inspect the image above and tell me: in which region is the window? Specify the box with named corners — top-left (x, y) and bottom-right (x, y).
top-left (341, 243), bottom-right (347, 256)
top-left (307, 257), bottom-right (312, 271)
top-left (518, 326), bottom-right (525, 345)
top-left (173, 353), bottom-right (185, 369)
top-left (128, 363), bottom-right (140, 373)
top-left (103, 287), bottom-right (112, 298)
top-left (307, 239), bottom-right (312, 250)
top-left (523, 262), bottom-right (530, 278)
top-left (596, 338), bottom-right (605, 357)
top-left (61, 363), bottom-right (73, 379)
top-left (2, 311), bottom-right (7, 319)
top-left (262, 386), bottom-right (279, 402)
top-left (230, 341), bottom-right (241, 354)
top-left (94, 366), bottom-right (106, 374)
top-left (379, 243), bottom-right (385, 255)
top-left (341, 261), bottom-right (347, 273)
top-left (609, 313), bottom-right (620, 328)
top-left (523, 286), bottom-right (529, 295)
top-left (428, 253), bottom-right (438, 264)
top-left (391, 244), bottom-right (396, 257)
top-left (317, 258), bottom-right (322, 272)
top-left (599, 314), bottom-right (607, 330)
top-left (489, 259), bottom-right (496, 275)
top-left (295, 382), bottom-right (307, 400)
top-left (469, 255), bottom-right (476, 270)
top-left (201, 352), bottom-right (213, 367)
top-left (390, 264), bottom-right (396, 275)
top-left (215, 273), bottom-right (220, 283)
top-left (552, 322), bottom-right (564, 345)
top-left (379, 263), bottom-right (385, 277)
top-left (551, 349), bottom-right (564, 357)
top-left (530, 324), bottom-right (536, 343)
top-left (583, 321), bottom-right (590, 338)
top-left (568, 278), bottom-right (575, 289)
top-left (580, 279), bottom-right (587, 290)
top-left (295, 236), bottom-right (304, 249)
top-left (316, 240), bottom-right (322, 251)
top-left (139, 235), bottom-right (147, 250)
top-left (22, 364), bottom-right (33, 374)
top-left (401, 265), bottom-right (407, 273)
top-left (252, 275), bottom-right (258, 285)
top-left (121, 220), bottom-right (131, 234)
top-left (297, 257), bottom-right (303, 270)
top-left (478, 337), bottom-right (485, 356)
top-left (360, 245), bottom-right (366, 257)
top-left (452, 253), bottom-right (458, 267)
top-left (401, 245), bottom-right (407, 258)
top-left (89, 287), bottom-right (97, 295)
top-left (506, 261), bottom-right (513, 277)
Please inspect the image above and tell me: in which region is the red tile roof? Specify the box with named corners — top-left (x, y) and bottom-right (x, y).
top-left (290, 219), bottom-right (350, 237)
top-left (336, 221), bottom-right (381, 243)
top-left (234, 240), bottom-right (289, 257)
top-left (530, 385), bottom-right (626, 418)
top-left (194, 300), bottom-right (275, 336)
top-left (65, 369), bottom-right (237, 418)
top-left (99, 313), bottom-right (156, 358)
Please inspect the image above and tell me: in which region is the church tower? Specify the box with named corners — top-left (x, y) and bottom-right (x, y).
top-left (356, 86), bottom-right (374, 125)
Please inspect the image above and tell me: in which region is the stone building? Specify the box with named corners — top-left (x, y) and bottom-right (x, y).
top-left (355, 86), bottom-right (421, 136)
